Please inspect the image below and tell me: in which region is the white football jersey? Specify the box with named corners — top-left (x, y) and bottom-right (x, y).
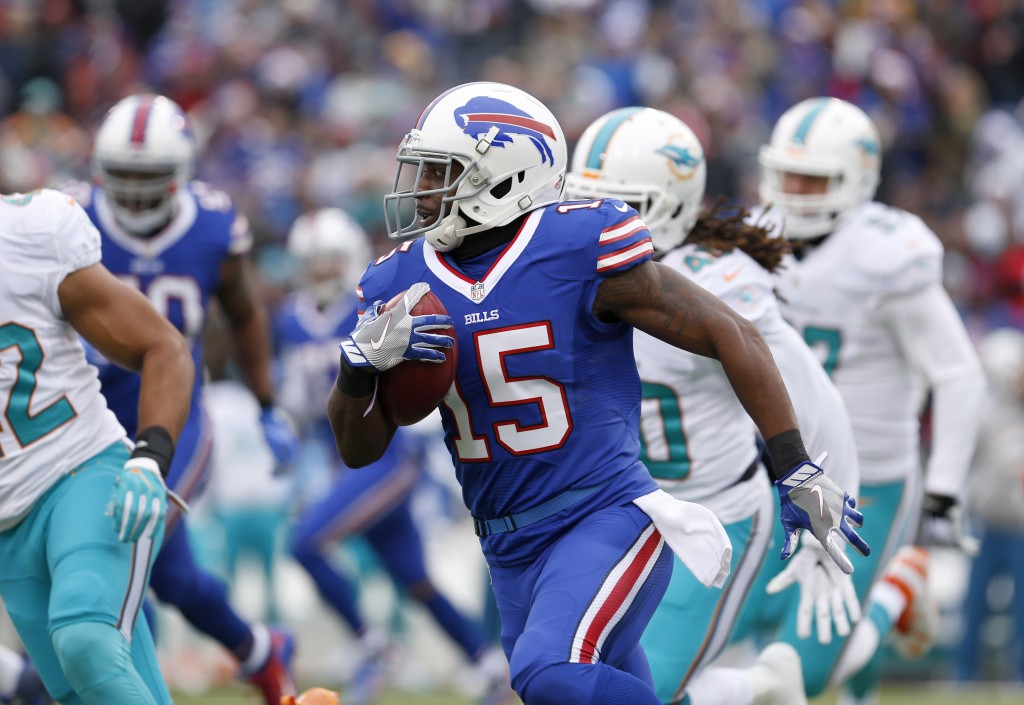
top-left (0, 189), bottom-right (126, 531)
top-left (635, 243), bottom-right (859, 516)
top-left (774, 201), bottom-right (944, 483)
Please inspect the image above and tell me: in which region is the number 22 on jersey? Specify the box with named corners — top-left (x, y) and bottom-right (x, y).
top-left (0, 324), bottom-right (76, 457)
top-left (442, 322), bottom-right (573, 461)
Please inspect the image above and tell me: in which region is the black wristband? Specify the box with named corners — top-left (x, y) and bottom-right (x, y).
top-left (923, 493), bottom-right (956, 518)
top-left (337, 355), bottom-right (378, 398)
top-left (764, 429), bottom-right (810, 482)
top-left (132, 426), bottom-right (175, 478)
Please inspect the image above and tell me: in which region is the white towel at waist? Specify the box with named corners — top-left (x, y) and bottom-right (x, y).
top-left (633, 489), bottom-right (732, 588)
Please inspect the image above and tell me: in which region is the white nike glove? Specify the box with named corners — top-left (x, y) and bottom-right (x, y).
top-left (766, 536), bottom-right (861, 644)
top-left (339, 282), bottom-right (453, 373)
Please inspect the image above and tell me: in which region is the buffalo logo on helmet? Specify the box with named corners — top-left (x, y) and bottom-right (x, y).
top-left (454, 97), bottom-right (558, 165)
top-left (655, 143), bottom-right (702, 181)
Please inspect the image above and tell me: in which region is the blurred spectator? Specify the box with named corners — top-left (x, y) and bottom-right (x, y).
top-left (956, 327), bottom-right (1024, 682)
top-left (0, 0), bottom-right (1012, 276)
top-left (0, 77), bottom-right (88, 192)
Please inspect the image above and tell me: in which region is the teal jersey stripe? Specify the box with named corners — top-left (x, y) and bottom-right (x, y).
top-left (585, 107), bottom-right (644, 170)
top-left (792, 98), bottom-right (831, 145)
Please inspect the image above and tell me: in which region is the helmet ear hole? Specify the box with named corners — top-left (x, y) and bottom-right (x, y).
top-left (517, 170), bottom-right (526, 183)
top-left (490, 178), bottom-right (513, 199)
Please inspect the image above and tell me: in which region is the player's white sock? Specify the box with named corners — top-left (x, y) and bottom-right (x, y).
top-left (358, 628), bottom-right (389, 658)
top-left (868, 579), bottom-right (907, 624)
top-left (684, 666), bottom-right (754, 705)
top-left (831, 619), bottom-right (881, 685)
top-left (240, 622), bottom-right (271, 673)
top-left (831, 577), bottom-right (903, 684)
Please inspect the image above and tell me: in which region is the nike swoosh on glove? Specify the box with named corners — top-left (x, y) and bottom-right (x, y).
top-left (107, 457), bottom-right (168, 543)
top-left (766, 535), bottom-right (861, 644)
top-left (339, 282), bottom-right (453, 373)
top-left (776, 453), bottom-right (870, 574)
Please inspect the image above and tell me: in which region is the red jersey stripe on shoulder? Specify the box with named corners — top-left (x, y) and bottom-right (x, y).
top-left (598, 216), bottom-right (643, 240)
top-left (599, 218), bottom-right (648, 247)
top-left (597, 239), bottom-right (653, 273)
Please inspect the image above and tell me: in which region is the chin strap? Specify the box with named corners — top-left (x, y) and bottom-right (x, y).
top-left (427, 214), bottom-right (466, 252)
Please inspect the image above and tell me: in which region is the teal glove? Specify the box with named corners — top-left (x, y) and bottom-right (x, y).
top-left (108, 457), bottom-right (168, 543)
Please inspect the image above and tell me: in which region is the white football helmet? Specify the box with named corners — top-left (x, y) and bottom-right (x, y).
top-left (565, 107), bottom-right (706, 252)
top-left (287, 208), bottom-right (371, 306)
top-left (758, 97), bottom-right (881, 239)
top-left (93, 93), bottom-right (196, 235)
top-left (384, 81), bottom-right (567, 252)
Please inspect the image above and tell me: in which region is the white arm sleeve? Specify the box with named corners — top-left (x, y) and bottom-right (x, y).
top-left (762, 318), bottom-right (860, 497)
top-left (879, 284), bottom-right (985, 497)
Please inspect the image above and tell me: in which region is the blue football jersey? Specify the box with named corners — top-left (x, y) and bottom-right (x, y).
top-left (274, 291), bottom-right (359, 441)
top-left (357, 200), bottom-right (659, 565)
top-left (66, 180), bottom-right (251, 436)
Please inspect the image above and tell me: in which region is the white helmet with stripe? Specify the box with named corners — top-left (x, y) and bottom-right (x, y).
top-left (758, 97), bottom-right (881, 239)
top-left (384, 81), bottom-right (567, 252)
top-left (287, 208), bottom-right (371, 306)
top-left (93, 93), bottom-right (196, 235)
top-left (565, 107), bottom-right (706, 253)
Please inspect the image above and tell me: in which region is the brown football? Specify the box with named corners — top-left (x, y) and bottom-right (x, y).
top-left (379, 289), bottom-right (457, 426)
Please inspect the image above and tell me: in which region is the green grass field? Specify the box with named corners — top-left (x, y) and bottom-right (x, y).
top-left (172, 683), bottom-right (1024, 705)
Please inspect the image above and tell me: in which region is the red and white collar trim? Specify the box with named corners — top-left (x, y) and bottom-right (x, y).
top-left (423, 209), bottom-right (544, 304)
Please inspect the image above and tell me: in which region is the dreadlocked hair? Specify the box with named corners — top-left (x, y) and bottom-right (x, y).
top-left (683, 198), bottom-right (790, 273)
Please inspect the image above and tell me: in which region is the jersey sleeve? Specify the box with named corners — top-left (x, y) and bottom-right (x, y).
top-left (595, 202), bottom-right (654, 279)
top-left (190, 181), bottom-right (252, 257)
top-left (689, 250), bottom-right (777, 327)
top-left (879, 283), bottom-right (985, 496)
top-left (43, 189), bottom-right (104, 317)
top-left (54, 192), bottom-right (103, 273)
top-left (56, 179), bottom-right (94, 209)
top-left (355, 245), bottom-right (405, 316)
top-left (852, 207), bottom-right (944, 297)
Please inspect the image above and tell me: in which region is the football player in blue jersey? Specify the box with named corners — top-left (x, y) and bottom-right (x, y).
top-left (326, 82), bottom-right (868, 705)
top-left (0, 188), bottom-right (193, 705)
top-left (63, 93), bottom-right (299, 705)
top-left (278, 209), bottom-right (511, 705)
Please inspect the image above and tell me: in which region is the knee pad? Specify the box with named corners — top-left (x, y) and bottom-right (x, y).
top-left (51, 622), bottom-right (128, 694)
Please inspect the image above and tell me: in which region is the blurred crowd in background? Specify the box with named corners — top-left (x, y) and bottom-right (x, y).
top-left (2, 0), bottom-right (1024, 331)
top-left (1, 0), bottom-right (1024, 692)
